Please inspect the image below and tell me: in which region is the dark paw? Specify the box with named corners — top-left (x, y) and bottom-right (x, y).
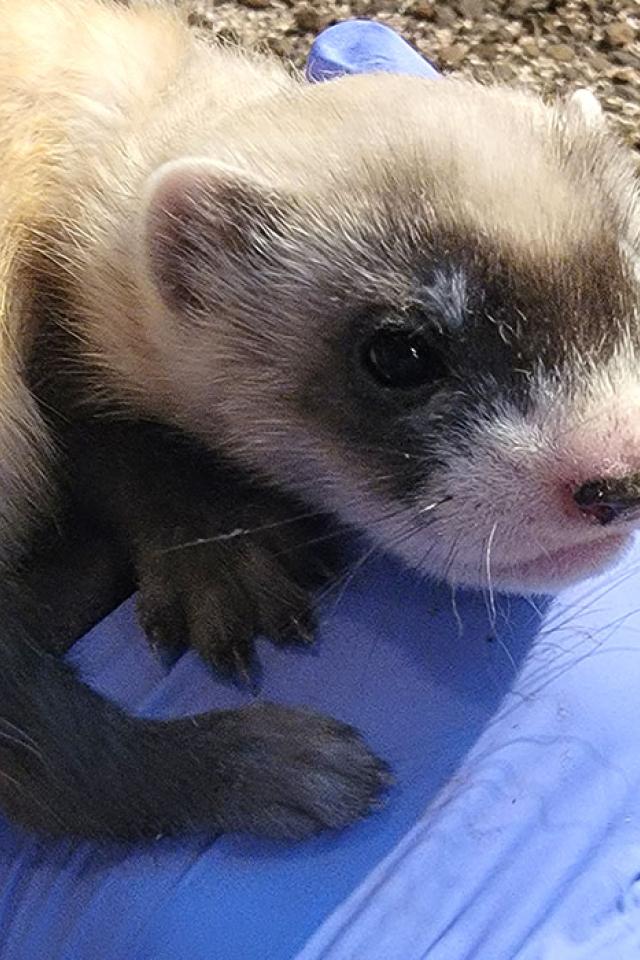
top-left (137, 545), bottom-right (260, 676)
top-left (136, 520), bottom-right (342, 678)
top-left (191, 702), bottom-right (392, 839)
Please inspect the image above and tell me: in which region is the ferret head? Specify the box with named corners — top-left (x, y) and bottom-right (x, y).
top-left (139, 75), bottom-right (640, 595)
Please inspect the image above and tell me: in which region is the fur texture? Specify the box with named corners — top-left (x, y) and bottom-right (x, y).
top-left (0, 0), bottom-right (639, 840)
top-left (4, 0), bottom-right (640, 588)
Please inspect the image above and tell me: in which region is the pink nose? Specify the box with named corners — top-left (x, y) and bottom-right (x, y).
top-left (573, 477), bottom-right (640, 526)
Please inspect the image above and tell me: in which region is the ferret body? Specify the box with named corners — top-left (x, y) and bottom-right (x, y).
top-left (1, 0), bottom-right (639, 841)
top-left (0, 0), bottom-right (292, 550)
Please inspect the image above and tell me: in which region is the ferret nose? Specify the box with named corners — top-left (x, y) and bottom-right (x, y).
top-left (573, 477), bottom-right (640, 526)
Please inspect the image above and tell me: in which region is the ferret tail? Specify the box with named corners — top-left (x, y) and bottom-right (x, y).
top-left (0, 578), bottom-right (387, 841)
top-left (0, 594), bottom-right (173, 839)
top-left (0, 584), bottom-right (238, 839)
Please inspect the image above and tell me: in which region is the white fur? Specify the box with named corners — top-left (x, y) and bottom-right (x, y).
top-left (379, 345), bottom-right (640, 593)
top-left (566, 89), bottom-right (604, 129)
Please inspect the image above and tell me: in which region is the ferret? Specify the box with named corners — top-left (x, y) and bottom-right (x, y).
top-left (0, 0), bottom-right (639, 842)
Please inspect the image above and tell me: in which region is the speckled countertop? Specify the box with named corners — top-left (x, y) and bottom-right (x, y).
top-left (180, 0), bottom-right (639, 153)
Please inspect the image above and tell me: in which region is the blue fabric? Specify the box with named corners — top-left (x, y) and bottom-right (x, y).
top-left (298, 540), bottom-right (640, 959)
top-left (0, 555), bottom-right (546, 960)
top-left (2, 20), bottom-right (639, 960)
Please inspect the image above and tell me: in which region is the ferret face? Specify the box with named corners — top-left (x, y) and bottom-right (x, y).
top-left (142, 77), bottom-right (640, 595)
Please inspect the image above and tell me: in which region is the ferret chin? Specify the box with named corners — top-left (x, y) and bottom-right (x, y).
top-left (454, 534), bottom-right (633, 595)
top-left (499, 535), bottom-right (633, 593)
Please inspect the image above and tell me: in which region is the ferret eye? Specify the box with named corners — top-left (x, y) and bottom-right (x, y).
top-left (363, 329), bottom-right (447, 389)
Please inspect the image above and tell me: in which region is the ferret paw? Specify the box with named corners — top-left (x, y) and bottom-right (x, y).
top-left (182, 702), bottom-right (392, 838)
top-left (136, 524), bottom-right (341, 679)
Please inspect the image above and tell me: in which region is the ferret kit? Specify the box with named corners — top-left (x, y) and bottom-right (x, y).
top-left (0, 0), bottom-right (638, 841)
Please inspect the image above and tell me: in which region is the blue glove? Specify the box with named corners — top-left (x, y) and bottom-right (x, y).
top-left (307, 19), bottom-right (440, 82)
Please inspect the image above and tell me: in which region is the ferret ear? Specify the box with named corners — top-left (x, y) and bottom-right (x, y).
top-left (142, 159), bottom-right (287, 314)
top-left (564, 89), bottom-right (605, 129)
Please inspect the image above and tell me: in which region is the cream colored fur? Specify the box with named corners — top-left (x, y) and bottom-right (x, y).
top-left (1, 0), bottom-right (639, 591)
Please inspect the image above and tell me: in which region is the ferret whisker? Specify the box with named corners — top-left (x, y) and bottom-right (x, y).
top-left (442, 537), bottom-right (463, 585)
top-left (0, 727), bottom-right (44, 763)
top-left (518, 616), bottom-right (640, 703)
top-left (417, 494), bottom-right (453, 516)
top-left (0, 769), bottom-right (69, 832)
top-left (530, 591), bottom-right (630, 664)
top-left (450, 583), bottom-right (464, 638)
top-left (524, 594), bottom-right (545, 619)
top-left (540, 556), bottom-right (640, 638)
top-left (527, 532), bottom-right (553, 562)
top-left (383, 508), bottom-right (453, 588)
top-left (492, 629), bottom-right (520, 678)
top-left (483, 521), bottom-right (499, 634)
top-left (523, 578), bottom-right (640, 693)
top-left (155, 508), bottom-right (333, 555)
top-left (317, 539), bottom-right (382, 615)
top-left (157, 485), bottom-right (452, 557)
top-left (407, 534), bottom-right (441, 587)
top-left (0, 717), bottom-right (40, 752)
top-left (317, 502), bottom-right (429, 612)
top-left (440, 535), bottom-right (472, 619)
